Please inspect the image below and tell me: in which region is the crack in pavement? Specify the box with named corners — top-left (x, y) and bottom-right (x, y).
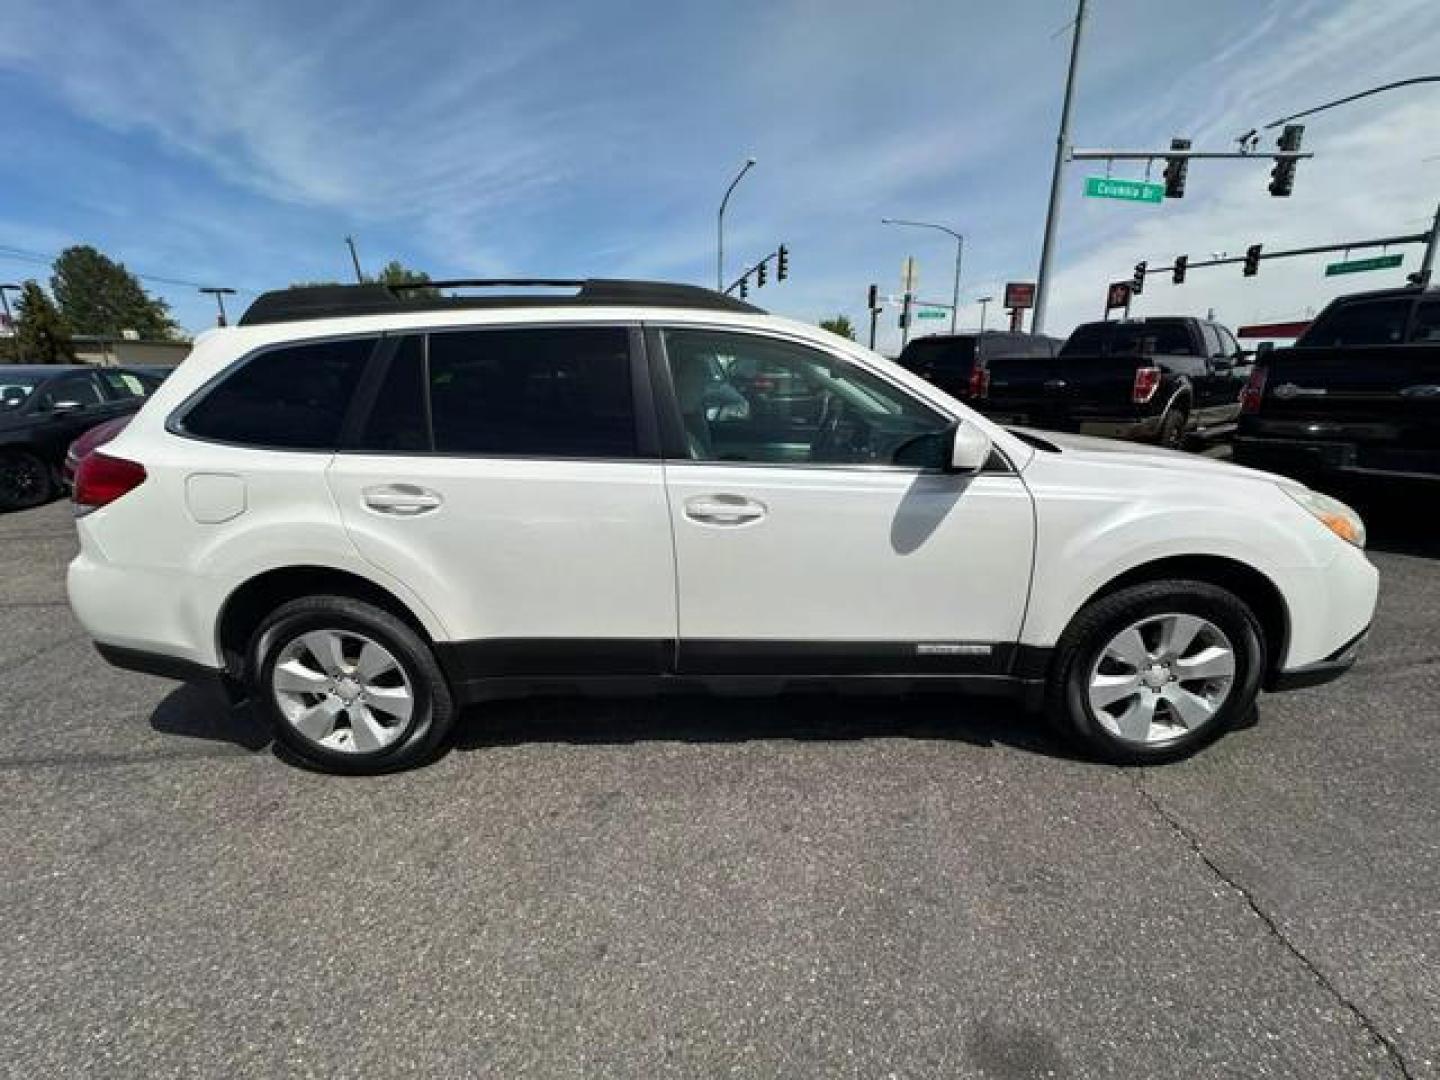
top-left (1130, 775), bottom-right (1415, 1080)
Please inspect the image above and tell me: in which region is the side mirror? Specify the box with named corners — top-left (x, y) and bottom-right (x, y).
top-left (1211, 356), bottom-right (1233, 371)
top-left (949, 422), bottom-right (992, 474)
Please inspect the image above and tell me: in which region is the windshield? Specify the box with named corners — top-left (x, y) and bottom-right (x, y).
top-left (1061, 322), bottom-right (1194, 358)
top-left (899, 337), bottom-right (977, 372)
top-left (0, 379), bottom-right (39, 409)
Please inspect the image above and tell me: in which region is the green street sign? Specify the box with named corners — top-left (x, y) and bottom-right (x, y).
top-left (917, 308), bottom-right (946, 319)
top-left (1324, 253), bottom-right (1403, 276)
top-left (1083, 176), bottom-right (1165, 204)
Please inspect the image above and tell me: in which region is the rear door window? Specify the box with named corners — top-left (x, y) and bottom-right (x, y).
top-left (179, 337), bottom-right (376, 449)
top-left (1408, 299), bottom-right (1440, 344)
top-left (427, 326), bottom-right (636, 458)
top-left (1302, 299), bottom-right (1413, 347)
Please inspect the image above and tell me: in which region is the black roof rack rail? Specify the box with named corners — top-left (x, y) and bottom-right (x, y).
top-left (238, 278), bottom-right (765, 326)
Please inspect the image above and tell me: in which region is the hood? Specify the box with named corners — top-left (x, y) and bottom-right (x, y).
top-left (1010, 427), bottom-right (1299, 488)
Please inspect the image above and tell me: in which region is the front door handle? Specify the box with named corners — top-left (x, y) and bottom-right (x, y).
top-left (684, 494), bottom-right (767, 525)
top-left (363, 484), bottom-right (443, 516)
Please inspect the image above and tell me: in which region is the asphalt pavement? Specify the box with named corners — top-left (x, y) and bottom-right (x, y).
top-left (1, 492), bottom-right (1435, 1079)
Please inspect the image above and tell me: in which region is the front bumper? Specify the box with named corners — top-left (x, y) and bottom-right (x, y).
top-left (1269, 627), bottom-right (1368, 691)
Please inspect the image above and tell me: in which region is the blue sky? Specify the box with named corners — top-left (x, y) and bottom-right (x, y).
top-left (1, 0), bottom-right (1438, 350)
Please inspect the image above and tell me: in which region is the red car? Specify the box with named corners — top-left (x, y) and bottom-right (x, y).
top-left (63, 415), bottom-right (132, 488)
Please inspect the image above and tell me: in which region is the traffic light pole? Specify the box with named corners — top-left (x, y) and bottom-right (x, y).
top-left (1417, 202), bottom-right (1440, 287)
top-left (1031, 0), bottom-right (1087, 336)
top-left (1132, 228), bottom-right (1431, 282)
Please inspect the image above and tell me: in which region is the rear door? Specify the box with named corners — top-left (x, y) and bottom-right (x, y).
top-left (655, 326), bottom-right (1034, 677)
top-left (326, 325), bottom-right (677, 684)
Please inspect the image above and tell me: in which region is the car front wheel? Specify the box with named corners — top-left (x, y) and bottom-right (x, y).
top-left (1046, 580), bottom-right (1264, 764)
top-left (249, 595), bottom-right (455, 773)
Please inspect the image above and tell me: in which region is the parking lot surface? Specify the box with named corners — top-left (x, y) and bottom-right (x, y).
top-left (1, 496), bottom-right (1436, 1079)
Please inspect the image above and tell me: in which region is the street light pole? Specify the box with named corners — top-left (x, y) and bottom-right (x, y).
top-left (717, 157), bottom-right (757, 292)
top-left (1031, 0), bottom-right (1088, 335)
top-left (976, 295), bottom-right (994, 336)
top-left (199, 286), bottom-right (237, 327)
top-left (881, 218), bottom-right (964, 334)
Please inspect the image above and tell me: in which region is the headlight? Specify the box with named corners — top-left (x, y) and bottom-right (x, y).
top-left (1282, 486), bottom-right (1366, 548)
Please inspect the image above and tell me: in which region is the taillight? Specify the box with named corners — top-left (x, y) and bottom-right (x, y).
top-left (1240, 365), bottom-right (1268, 413)
top-left (969, 366), bottom-right (991, 398)
top-left (1131, 366), bottom-right (1161, 405)
top-left (73, 452), bottom-right (146, 515)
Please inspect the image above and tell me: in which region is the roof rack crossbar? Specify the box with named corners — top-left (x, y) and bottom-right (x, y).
top-left (238, 277), bottom-right (764, 326)
top-left (392, 278), bottom-right (585, 291)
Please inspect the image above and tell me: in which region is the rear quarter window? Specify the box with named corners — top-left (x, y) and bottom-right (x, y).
top-left (178, 337), bottom-right (376, 449)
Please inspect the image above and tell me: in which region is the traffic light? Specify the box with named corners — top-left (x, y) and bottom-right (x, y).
top-left (1243, 244), bottom-right (1262, 277)
top-left (867, 283), bottom-right (879, 310)
top-left (739, 278), bottom-right (749, 298)
top-left (1269, 124), bottom-right (1304, 197)
top-left (756, 261), bottom-right (767, 287)
top-left (1132, 260), bottom-right (1146, 295)
top-left (776, 244), bottom-right (789, 281)
top-left (1172, 254), bottom-right (1187, 285)
top-left (1163, 137), bottom-right (1191, 199)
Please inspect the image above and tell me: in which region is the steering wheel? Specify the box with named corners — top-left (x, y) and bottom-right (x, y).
top-left (810, 392), bottom-right (873, 462)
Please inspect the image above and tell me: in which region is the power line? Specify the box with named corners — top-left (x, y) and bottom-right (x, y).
top-left (0, 243), bottom-right (257, 295)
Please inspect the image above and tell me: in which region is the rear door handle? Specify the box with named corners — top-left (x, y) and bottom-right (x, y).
top-left (684, 494), bottom-right (767, 525)
top-left (363, 484), bottom-right (443, 516)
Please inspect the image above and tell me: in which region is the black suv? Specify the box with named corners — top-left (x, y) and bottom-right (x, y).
top-left (896, 331), bottom-right (1062, 402)
top-left (0, 364), bottom-right (164, 511)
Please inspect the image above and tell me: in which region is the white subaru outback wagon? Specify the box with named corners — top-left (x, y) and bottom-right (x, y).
top-left (67, 279), bottom-right (1377, 773)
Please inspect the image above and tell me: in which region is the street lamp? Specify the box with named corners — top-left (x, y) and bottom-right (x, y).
top-left (975, 295), bottom-right (995, 336)
top-left (717, 157), bottom-right (757, 292)
top-left (881, 218), bottom-right (964, 334)
top-left (199, 286), bottom-right (237, 327)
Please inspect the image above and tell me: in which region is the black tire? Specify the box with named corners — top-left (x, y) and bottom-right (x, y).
top-left (1156, 407), bottom-right (1188, 451)
top-left (0, 449), bottom-right (55, 512)
top-left (248, 595), bottom-right (455, 774)
top-left (1045, 580), bottom-right (1264, 765)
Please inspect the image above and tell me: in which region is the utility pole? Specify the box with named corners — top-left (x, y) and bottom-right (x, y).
top-left (1031, 0), bottom-right (1087, 335)
top-left (717, 157), bottom-right (757, 291)
top-left (345, 236), bottom-right (365, 284)
top-left (198, 286), bottom-right (237, 327)
top-left (866, 284), bottom-right (880, 350)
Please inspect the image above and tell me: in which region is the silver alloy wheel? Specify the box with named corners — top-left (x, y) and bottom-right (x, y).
top-left (1087, 613), bottom-right (1237, 746)
top-left (271, 629), bottom-right (414, 754)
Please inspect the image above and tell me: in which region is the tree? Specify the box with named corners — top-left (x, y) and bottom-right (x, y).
top-left (291, 260), bottom-right (439, 297)
top-left (50, 245), bottom-right (179, 340)
top-left (13, 281), bottom-right (76, 363)
top-left (819, 315), bottom-right (856, 340)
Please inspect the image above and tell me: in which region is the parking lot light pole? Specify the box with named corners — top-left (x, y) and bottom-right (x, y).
top-left (882, 219), bottom-right (964, 334)
top-left (199, 286), bottom-right (237, 327)
top-left (976, 295), bottom-right (994, 336)
top-left (717, 157), bottom-right (757, 292)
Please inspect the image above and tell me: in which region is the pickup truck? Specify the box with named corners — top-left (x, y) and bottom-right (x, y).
top-left (896, 330), bottom-right (1064, 402)
top-left (970, 317), bottom-right (1250, 449)
top-left (1234, 285), bottom-right (1440, 482)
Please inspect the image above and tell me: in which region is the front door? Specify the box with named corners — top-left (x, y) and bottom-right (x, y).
top-left (655, 326), bottom-right (1034, 678)
top-left (326, 326), bottom-right (677, 685)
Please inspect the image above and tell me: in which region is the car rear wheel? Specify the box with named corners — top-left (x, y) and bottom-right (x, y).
top-left (1046, 580), bottom-right (1263, 764)
top-left (1157, 407), bottom-right (1188, 450)
top-left (249, 595), bottom-right (455, 774)
top-left (0, 450), bottom-right (54, 512)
